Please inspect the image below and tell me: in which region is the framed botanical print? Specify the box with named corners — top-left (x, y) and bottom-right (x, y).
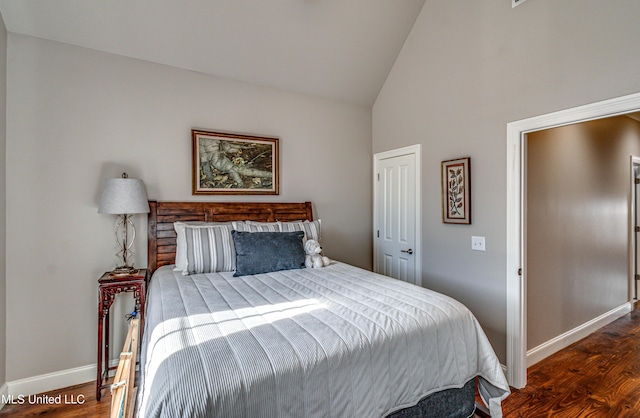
top-left (192, 130), bottom-right (279, 195)
top-left (441, 157), bottom-right (471, 224)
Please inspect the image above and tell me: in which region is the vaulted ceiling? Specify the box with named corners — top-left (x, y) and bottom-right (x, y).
top-left (0, 0), bottom-right (426, 108)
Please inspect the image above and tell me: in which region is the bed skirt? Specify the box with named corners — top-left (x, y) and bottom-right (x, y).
top-left (386, 378), bottom-right (476, 418)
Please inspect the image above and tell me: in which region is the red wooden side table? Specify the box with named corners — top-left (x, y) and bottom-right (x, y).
top-left (96, 269), bottom-right (147, 401)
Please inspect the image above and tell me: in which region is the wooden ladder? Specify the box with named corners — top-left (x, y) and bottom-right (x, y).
top-left (110, 318), bottom-right (139, 418)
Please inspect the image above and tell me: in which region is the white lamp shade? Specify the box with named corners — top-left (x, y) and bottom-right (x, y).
top-left (98, 176), bottom-right (150, 215)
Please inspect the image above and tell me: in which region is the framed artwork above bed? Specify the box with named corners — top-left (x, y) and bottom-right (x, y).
top-left (192, 129), bottom-right (279, 195)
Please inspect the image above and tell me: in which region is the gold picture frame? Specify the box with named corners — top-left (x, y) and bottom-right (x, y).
top-left (192, 130), bottom-right (279, 195)
top-left (441, 157), bottom-right (471, 224)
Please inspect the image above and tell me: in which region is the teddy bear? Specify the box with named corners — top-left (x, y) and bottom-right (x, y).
top-left (304, 239), bottom-right (331, 268)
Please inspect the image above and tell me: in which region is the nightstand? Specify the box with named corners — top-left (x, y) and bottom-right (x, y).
top-left (96, 269), bottom-right (148, 401)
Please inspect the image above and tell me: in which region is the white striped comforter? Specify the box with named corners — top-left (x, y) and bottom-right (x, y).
top-left (137, 263), bottom-right (509, 418)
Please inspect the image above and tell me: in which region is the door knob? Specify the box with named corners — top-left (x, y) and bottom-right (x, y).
top-left (401, 249), bottom-right (413, 255)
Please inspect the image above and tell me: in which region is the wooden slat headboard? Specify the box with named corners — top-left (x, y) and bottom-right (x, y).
top-left (147, 201), bottom-right (313, 274)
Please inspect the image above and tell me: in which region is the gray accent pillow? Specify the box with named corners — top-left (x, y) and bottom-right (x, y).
top-left (232, 230), bottom-right (305, 277)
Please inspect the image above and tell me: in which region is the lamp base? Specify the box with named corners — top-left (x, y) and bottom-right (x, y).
top-left (109, 266), bottom-right (140, 277)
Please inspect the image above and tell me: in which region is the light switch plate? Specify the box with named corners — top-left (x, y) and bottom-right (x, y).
top-left (472, 236), bottom-right (485, 251)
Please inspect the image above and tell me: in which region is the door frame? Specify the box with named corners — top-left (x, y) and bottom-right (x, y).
top-left (506, 91), bottom-right (640, 389)
top-left (373, 144), bottom-right (422, 286)
top-left (631, 155), bottom-right (640, 301)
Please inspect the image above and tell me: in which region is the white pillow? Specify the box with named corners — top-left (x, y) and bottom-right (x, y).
top-left (232, 220), bottom-right (280, 232)
top-left (174, 221), bottom-right (237, 271)
top-left (278, 219), bottom-right (321, 243)
top-left (183, 224), bottom-right (236, 275)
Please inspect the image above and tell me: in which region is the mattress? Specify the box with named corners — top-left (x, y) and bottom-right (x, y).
top-left (137, 263), bottom-right (510, 418)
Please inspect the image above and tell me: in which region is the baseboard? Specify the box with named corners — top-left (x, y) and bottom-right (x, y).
top-left (0, 382), bottom-right (8, 411)
top-left (527, 302), bottom-right (632, 367)
top-left (1, 357), bottom-right (125, 403)
top-left (5, 364), bottom-right (96, 399)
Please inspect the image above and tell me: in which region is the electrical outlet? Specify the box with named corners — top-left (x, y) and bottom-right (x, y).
top-left (472, 236), bottom-right (485, 251)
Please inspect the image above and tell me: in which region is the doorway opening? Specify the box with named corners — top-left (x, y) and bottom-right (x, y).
top-left (506, 92), bottom-right (640, 389)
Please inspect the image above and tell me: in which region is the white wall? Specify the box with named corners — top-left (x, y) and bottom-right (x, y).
top-left (373, 0), bottom-right (640, 362)
top-left (5, 34), bottom-right (372, 383)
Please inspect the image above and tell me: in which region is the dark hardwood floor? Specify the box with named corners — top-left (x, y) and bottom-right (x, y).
top-left (1, 302), bottom-right (638, 417)
top-left (500, 300), bottom-right (640, 417)
top-left (0, 380), bottom-right (110, 417)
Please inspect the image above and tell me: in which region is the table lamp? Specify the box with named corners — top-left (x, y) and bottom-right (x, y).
top-left (98, 173), bottom-right (150, 275)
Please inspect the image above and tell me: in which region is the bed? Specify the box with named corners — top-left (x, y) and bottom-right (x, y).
top-left (138, 201), bottom-right (510, 418)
